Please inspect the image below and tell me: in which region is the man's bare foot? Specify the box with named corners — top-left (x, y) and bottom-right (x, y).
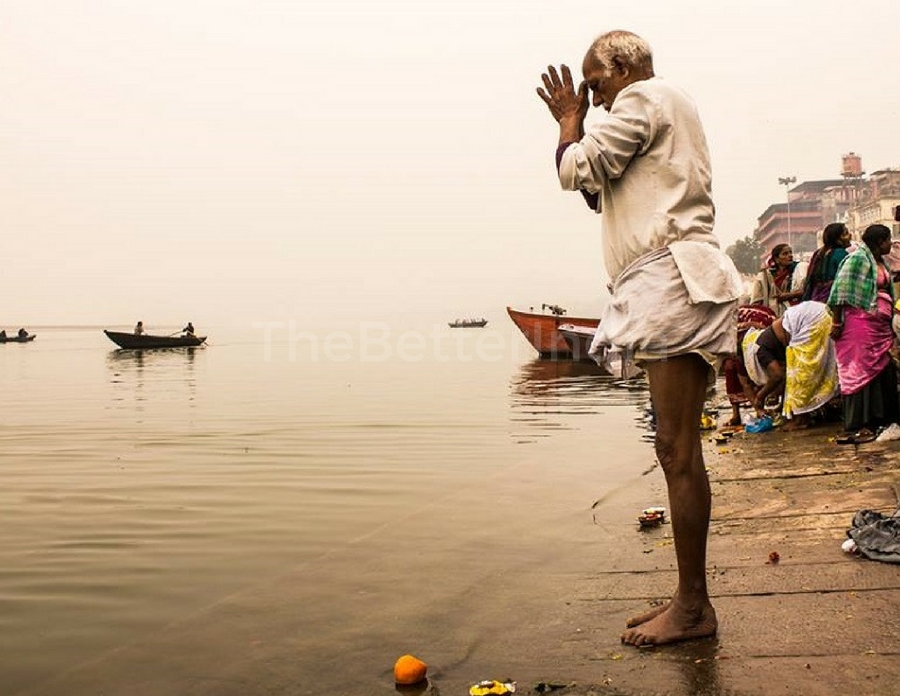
top-left (621, 600), bottom-right (717, 646)
top-left (725, 416), bottom-right (742, 427)
top-left (625, 601), bottom-right (670, 628)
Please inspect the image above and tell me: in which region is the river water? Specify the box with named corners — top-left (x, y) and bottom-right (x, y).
top-left (0, 322), bottom-right (655, 694)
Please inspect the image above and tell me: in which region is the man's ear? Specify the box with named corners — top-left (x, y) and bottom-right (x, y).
top-left (612, 55), bottom-right (628, 76)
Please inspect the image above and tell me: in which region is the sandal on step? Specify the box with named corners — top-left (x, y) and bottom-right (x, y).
top-left (837, 429), bottom-right (876, 445)
top-left (852, 429), bottom-right (877, 444)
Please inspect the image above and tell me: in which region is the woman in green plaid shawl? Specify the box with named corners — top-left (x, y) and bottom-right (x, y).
top-left (828, 224), bottom-right (899, 439)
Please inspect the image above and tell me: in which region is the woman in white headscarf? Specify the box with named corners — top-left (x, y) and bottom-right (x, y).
top-left (742, 301), bottom-right (839, 429)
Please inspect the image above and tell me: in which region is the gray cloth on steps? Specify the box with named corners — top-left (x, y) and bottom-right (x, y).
top-left (848, 508), bottom-right (900, 563)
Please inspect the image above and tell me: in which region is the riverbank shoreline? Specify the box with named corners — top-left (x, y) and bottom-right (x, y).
top-left (511, 417), bottom-right (900, 696)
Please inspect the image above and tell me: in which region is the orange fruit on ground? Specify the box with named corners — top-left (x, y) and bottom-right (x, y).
top-left (393, 654), bottom-right (428, 685)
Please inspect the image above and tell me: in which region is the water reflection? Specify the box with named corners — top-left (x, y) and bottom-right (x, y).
top-left (106, 346), bottom-right (199, 372)
top-left (517, 357), bottom-right (613, 383)
top-left (509, 358), bottom-right (651, 438)
top-left (669, 639), bottom-right (726, 696)
top-left (106, 348), bottom-right (199, 410)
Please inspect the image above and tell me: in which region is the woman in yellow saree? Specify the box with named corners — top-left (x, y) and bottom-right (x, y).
top-left (742, 301), bottom-right (838, 428)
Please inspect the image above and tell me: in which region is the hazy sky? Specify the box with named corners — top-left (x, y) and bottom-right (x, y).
top-left (3, 0), bottom-right (900, 327)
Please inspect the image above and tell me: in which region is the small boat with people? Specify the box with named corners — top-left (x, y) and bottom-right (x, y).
top-left (0, 328), bottom-right (35, 344)
top-left (448, 318), bottom-right (488, 328)
top-left (104, 330), bottom-right (206, 350)
top-left (507, 304), bottom-right (599, 359)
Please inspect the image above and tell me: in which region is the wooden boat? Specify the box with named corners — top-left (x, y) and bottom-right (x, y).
top-left (448, 318), bottom-right (488, 328)
top-left (558, 322), bottom-right (642, 377)
top-left (104, 330), bottom-right (206, 350)
top-left (0, 334), bottom-right (36, 344)
top-left (557, 323), bottom-right (599, 363)
top-left (506, 306), bottom-right (599, 358)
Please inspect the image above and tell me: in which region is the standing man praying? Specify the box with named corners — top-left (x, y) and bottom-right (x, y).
top-left (537, 30), bottom-right (740, 646)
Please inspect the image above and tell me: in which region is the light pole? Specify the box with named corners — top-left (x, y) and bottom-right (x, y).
top-left (778, 176), bottom-right (797, 247)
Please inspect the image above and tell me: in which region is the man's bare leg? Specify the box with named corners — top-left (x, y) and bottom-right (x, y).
top-left (621, 354), bottom-right (718, 646)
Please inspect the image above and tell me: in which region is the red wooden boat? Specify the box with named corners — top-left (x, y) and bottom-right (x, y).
top-left (506, 306), bottom-right (599, 359)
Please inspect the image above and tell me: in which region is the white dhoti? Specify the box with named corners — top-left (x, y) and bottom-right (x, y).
top-left (589, 241), bottom-right (741, 379)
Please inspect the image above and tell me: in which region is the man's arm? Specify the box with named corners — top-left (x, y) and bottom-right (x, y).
top-left (537, 64), bottom-right (596, 209)
top-left (754, 367), bottom-right (785, 410)
top-left (557, 141), bottom-right (599, 211)
top-left (557, 88), bottom-right (651, 195)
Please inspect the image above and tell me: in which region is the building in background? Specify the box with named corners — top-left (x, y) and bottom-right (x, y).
top-left (753, 153), bottom-right (900, 255)
top-left (755, 179), bottom-right (846, 253)
top-left (848, 167), bottom-right (900, 235)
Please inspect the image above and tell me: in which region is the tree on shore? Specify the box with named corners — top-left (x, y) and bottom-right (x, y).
top-left (726, 236), bottom-right (764, 274)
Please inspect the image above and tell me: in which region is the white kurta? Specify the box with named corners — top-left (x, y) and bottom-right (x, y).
top-left (557, 76), bottom-right (740, 367)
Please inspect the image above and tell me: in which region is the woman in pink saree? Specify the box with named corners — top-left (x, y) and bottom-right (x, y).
top-left (828, 224), bottom-right (900, 442)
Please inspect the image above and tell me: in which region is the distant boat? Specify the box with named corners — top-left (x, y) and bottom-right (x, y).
top-left (507, 306), bottom-right (599, 359)
top-left (0, 333), bottom-right (36, 344)
top-left (448, 318), bottom-right (488, 328)
top-left (103, 330), bottom-right (206, 350)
